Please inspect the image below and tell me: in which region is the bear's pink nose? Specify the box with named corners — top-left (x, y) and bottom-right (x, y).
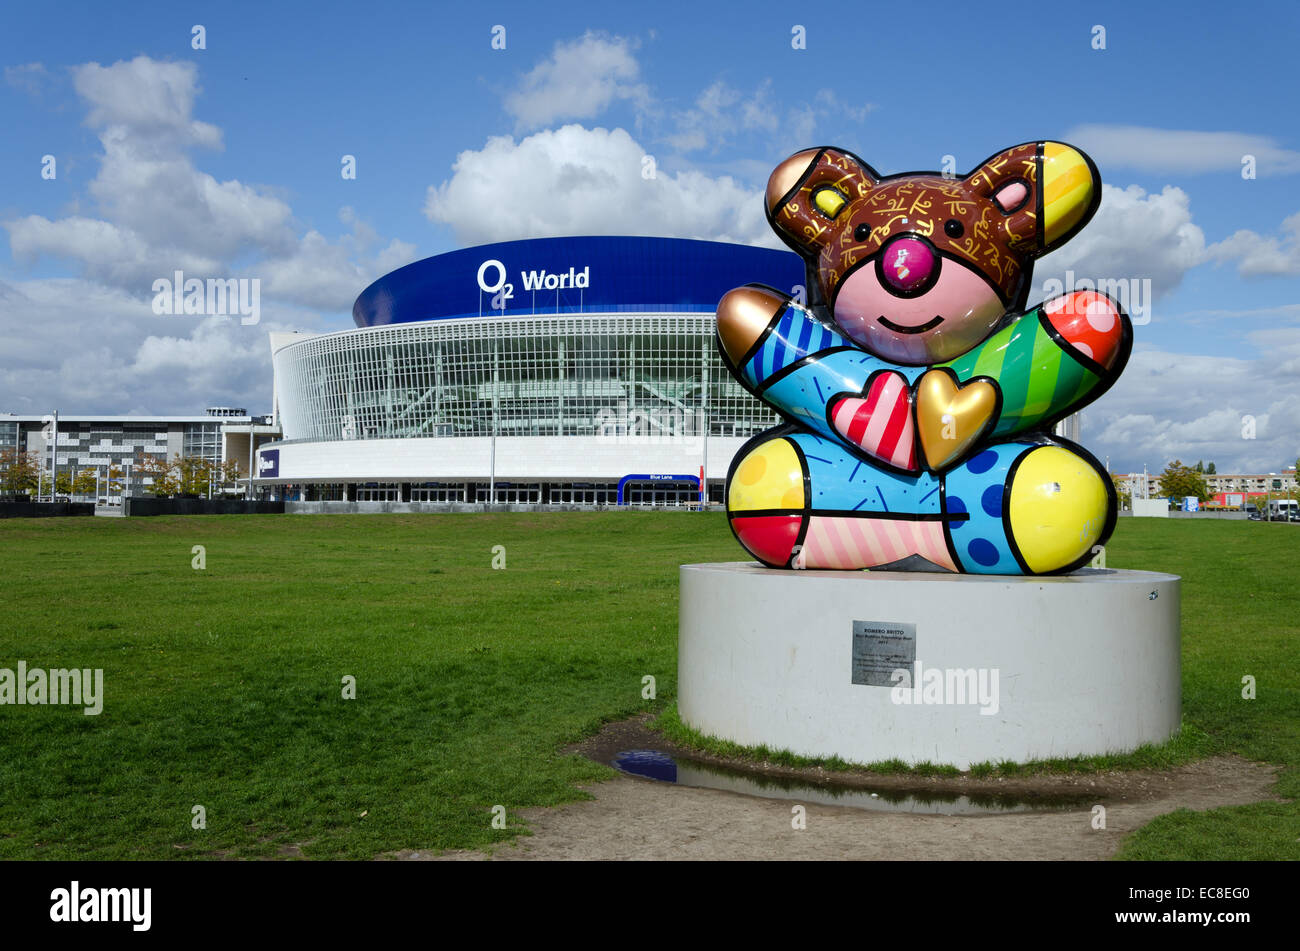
top-left (879, 237), bottom-right (936, 294)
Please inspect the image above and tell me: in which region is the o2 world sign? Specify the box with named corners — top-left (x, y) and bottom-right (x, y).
top-left (477, 259), bottom-right (591, 311)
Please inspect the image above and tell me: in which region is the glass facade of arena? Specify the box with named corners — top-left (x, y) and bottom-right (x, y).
top-left (274, 314), bottom-right (778, 443)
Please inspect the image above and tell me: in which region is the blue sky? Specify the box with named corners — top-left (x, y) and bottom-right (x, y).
top-left (2, 0), bottom-right (1298, 473)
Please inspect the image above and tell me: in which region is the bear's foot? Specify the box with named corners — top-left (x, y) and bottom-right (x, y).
top-left (726, 431), bottom-right (1113, 575)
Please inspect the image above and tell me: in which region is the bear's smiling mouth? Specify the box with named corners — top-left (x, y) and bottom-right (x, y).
top-left (877, 315), bottom-right (944, 335)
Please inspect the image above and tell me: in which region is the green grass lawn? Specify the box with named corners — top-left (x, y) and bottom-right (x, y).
top-left (0, 513), bottom-right (1295, 860)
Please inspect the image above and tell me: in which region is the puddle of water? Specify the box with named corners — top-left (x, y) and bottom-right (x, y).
top-left (612, 750), bottom-right (678, 783)
top-left (609, 749), bottom-right (1093, 816)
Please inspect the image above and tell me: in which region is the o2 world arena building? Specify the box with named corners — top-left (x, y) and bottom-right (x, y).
top-left (257, 237), bottom-right (804, 505)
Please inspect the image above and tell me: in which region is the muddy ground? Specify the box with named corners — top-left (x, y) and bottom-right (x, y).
top-left (388, 715), bottom-right (1283, 861)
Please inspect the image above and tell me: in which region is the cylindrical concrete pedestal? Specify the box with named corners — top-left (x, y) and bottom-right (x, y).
top-left (679, 564), bottom-right (1181, 770)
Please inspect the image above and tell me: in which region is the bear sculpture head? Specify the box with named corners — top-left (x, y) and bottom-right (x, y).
top-left (765, 143), bottom-right (1101, 365)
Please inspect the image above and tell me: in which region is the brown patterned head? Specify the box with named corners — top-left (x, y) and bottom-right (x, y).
top-left (766, 142), bottom-right (1101, 364)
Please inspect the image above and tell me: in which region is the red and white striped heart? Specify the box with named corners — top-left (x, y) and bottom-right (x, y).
top-left (829, 371), bottom-right (917, 471)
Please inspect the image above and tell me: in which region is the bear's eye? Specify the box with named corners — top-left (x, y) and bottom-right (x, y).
top-left (944, 219), bottom-right (964, 238)
top-left (854, 223), bottom-right (873, 242)
top-left (811, 186), bottom-right (848, 219)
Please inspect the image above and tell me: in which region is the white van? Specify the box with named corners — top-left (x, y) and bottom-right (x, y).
top-left (1266, 499), bottom-right (1298, 521)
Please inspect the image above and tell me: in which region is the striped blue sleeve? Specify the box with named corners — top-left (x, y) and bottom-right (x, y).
top-left (739, 302), bottom-right (851, 388)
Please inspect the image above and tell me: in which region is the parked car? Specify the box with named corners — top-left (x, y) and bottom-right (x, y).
top-left (1267, 499), bottom-right (1299, 521)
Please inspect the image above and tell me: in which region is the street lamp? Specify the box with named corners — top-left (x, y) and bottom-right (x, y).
top-left (246, 418), bottom-right (254, 501)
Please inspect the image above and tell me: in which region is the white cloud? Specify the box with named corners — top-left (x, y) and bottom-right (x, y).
top-left (0, 277), bottom-right (341, 415)
top-left (3, 55), bottom-right (405, 311)
top-left (86, 133), bottom-right (296, 260)
top-left (259, 209), bottom-right (416, 312)
top-left (737, 81), bottom-right (779, 134)
top-left (1086, 335), bottom-right (1300, 474)
top-left (814, 88), bottom-right (872, 124)
top-left (60, 58), bottom-right (296, 264)
top-left (6, 214), bottom-right (221, 287)
top-left (424, 124), bottom-right (776, 247)
top-left (1020, 181), bottom-right (1296, 473)
top-left (1206, 210), bottom-right (1300, 276)
top-left (1176, 302), bottom-right (1300, 322)
top-left (1064, 124), bottom-right (1300, 176)
top-left (74, 57), bottom-right (222, 150)
top-left (0, 55), bottom-right (413, 415)
top-left (1035, 184), bottom-right (1206, 302)
top-left (504, 32), bottom-right (649, 132)
top-left (665, 80), bottom-right (872, 156)
top-left (663, 80), bottom-right (751, 152)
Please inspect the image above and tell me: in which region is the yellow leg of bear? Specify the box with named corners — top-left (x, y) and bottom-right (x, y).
top-left (1007, 445), bottom-right (1110, 573)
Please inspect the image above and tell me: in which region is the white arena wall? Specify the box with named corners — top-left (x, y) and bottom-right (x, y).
top-left (265, 434), bottom-right (747, 484)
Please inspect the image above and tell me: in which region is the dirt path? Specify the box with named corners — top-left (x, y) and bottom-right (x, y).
top-left (389, 718), bottom-right (1282, 861)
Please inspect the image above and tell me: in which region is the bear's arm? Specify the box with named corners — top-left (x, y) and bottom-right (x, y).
top-left (935, 291), bottom-right (1131, 440)
top-left (725, 298), bottom-right (923, 474)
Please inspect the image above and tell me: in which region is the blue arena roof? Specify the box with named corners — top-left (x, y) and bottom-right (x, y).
top-left (351, 236), bottom-right (805, 328)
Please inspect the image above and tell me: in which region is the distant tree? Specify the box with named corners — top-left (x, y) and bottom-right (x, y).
top-left (1158, 459), bottom-right (1209, 503)
top-left (82, 465), bottom-right (126, 497)
top-left (133, 453), bottom-right (176, 496)
top-left (72, 468), bottom-right (98, 497)
top-left (173, 455), bottom-right (212, 495)
top-left (1206, 461), bottom-right (1216, 475)
top-left (54, 471), bottom-right (74, 495)
top-left (217, 459), bottom-right (243, 494)
top-left (0, 449), bottom-right (41, 493)
top-left (1194, 460), bottom-right (1204, 473)
top-left (133, 453), bottom-right (222, 496)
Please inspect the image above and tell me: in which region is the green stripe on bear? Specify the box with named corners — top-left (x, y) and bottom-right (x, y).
top-left (944, 310), bottom-right (1099, 437)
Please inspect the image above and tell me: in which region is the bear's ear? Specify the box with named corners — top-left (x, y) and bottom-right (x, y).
top-left (965, 142), bottom-right (1101, 256)
top-left (766, 148), bottom-right (878, 255)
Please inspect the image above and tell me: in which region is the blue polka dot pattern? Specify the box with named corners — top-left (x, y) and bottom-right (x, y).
top-left (981, 483), bottom-right (1004, 518)
top-left (943, 441), bottom-right (1033, 573)
top-left (967, 449), bottom-right (997, 474)
top-left (967, 538), bottom-right (999, 566)
top-left (946, 494), bottom-right (967, 529)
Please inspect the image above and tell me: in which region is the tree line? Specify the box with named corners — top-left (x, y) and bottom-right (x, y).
top-left (0, 450), bottom-right (245, 497)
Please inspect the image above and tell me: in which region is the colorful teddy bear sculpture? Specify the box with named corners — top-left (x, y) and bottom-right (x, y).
top-left (717, 142), bottom-right (1132, 575)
